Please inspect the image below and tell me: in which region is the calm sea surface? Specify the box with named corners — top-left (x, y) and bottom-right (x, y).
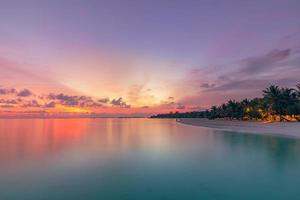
top-left (0, 118), bottom-right (300, 200)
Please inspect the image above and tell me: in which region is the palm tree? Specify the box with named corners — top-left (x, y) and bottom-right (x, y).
top-left (263, 85), bottom-right (283, 121)
top-left (209, 106), bottom-right (218, 119)
top-left (241, 98), bottom-right (251, 120)
top-left (290, 84), bottom-right (300, 121)
top-left (279, 88), bottom-right (297, 121)
top-left (296, 84), bottom-right (300, 98)
top-left (151, 84), bottom-right (300, 121)
top-left (226, 100), bottom-right (235, 120)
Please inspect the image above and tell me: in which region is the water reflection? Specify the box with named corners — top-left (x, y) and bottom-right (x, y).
top-left (1, 118), bottom-right (300, 168)
top-left (0, 119), bottom-right (300, 200)
top-left (0, 119), bottom-right (179, 167)
top-left (0, 119), bottom-right (89, 165)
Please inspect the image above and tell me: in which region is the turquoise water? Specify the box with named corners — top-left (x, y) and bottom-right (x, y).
top-left (0, 118), bottom-right (300, 200)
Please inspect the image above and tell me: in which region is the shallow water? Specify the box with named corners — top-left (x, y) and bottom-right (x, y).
top-left (0, 118), bottom-right (300, 200)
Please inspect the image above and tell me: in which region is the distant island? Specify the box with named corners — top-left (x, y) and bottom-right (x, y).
top-left (151, 84), bottom-right (300, 122)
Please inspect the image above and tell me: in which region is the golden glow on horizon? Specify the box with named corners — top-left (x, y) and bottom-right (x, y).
top-left (52, 105), bottom-right (92, 114)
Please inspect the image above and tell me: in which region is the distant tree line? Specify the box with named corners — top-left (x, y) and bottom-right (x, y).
top-left (151, 84), bottom-right (300, 122)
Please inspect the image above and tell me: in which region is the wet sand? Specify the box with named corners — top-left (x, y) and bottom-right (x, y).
top-left (177, 118), bottom-right (300, 139)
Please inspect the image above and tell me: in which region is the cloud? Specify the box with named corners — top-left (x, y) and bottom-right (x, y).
top-left (0, 99), bottom-right (18, 104)
top-left (47, 93), bottom-right (103, 108)
top-left (178, 47), bottom-right (300, 107)
top-left (205, 48), bottom-right (299, 93)
top-left (154, 96), bottom-right (189, 110)
top-left (17, 89), bottom-right (32, 97)
top-left (156, 97), bottom-right (176, 109)
top-left (176, 104), bottom-right (185, 109)
top-left (111, 98), bottom-right (122, 106)
top-left (21, 100), bottom-right (41, 108)
top-left (81, 101), bottom-right (102, 108)
top-left (98, 98), bottom-right (110, 103)
top-left (200, 83), bottom-right (215, 89)
top-left (48, 93), bottom-right (85, 106)
top-left (207, 77), bottom-right (300, 93)
top-left (48, 93), bottom-right (78, 105)
top-left (44, 101), bottom-right (56, 108)
top-left (0, 88), bottom-right (16, 95)
top-left (111, 97), bottom-right (131, 108)
top-left (238, 48), bottom-right (292, 74)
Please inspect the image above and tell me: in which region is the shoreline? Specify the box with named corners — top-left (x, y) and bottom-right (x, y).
top-left (177, 118), bottom-right (300, 139)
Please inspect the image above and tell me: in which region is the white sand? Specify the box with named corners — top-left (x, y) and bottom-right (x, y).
top-left (177, 118), bottom-right (300, 139)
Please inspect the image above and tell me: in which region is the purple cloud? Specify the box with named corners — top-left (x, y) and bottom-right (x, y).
top-left (48, 93), bottom-right (103, 108)
top-left (200, 83), bottom-right (215, 89)
top-left (111, 97), bottom-right (131, 108)
top-left (98, 98), bottom-right (110, 103)
top-left (44, 101), bottom-right (56, 108)
top-left (0, 99), bottom-right (17, 104)
top-left (17, 89), bottom-right (32, 97)
top-left (0, 88), bottom-right (16, 95)
top-left (239, 49), bottom-right (291, 74)
top-left (22, 100), bottom-right (41, 108)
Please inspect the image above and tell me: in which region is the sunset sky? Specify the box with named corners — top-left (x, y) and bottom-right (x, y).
top-left (0, 0), bottom-right (300, 117)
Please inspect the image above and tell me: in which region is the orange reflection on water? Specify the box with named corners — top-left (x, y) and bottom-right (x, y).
top-left (0, 119), bottom-right (89, 164)
top-left (0, 119), bottom-right (183, 167)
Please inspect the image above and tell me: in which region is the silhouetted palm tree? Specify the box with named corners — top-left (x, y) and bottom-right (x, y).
top-left (296, 84), bottom-right (300, 98)
top-left (280, 88), bottom-right (297, 121)
top-left (151, 84), bottom-right (300, 121)
top-left (263, 85), bottom-right (284, 120)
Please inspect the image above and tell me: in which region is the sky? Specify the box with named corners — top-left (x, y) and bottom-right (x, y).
top-left (0, 0), bottom-right (300, 117)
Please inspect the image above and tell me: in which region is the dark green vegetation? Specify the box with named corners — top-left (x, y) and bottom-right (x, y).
top-left (151, 84), bottom-right (300, 122)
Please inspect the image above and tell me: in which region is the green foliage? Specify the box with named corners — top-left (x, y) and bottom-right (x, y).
top-left (151, 84), bottom-right (300, 121)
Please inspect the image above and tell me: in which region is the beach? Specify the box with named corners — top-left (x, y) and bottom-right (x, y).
top-left (177, 118), bottom-right (300, 139)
